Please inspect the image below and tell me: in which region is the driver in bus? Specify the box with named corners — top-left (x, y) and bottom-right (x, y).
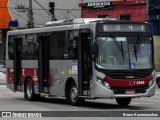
top-left (68, 47), bottom-right (76, 59)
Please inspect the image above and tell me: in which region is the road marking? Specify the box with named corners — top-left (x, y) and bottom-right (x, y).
top-left (0, 94), bottom-right (11, 99)
top-left (153, 96), bottom-right (160, 98)
top-left (143, 99), bottom-right (160, 102)
top-left (131, 102), bottom-right (155, 105)
top-left (155, 91), bottom-right (160, 93)
top-left (0, 85), bottom-right (6, 88)
top-left (0, 94), bottom-right (7, 98)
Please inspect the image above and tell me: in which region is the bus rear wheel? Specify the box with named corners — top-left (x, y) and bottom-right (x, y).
top-left (116, 98), bottom-right (132, 106)
top-left (24, 78), bottom-right (36, 101)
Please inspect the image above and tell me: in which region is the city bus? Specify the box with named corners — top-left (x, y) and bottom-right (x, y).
top-left (6, 18), bottom-right (156, 106)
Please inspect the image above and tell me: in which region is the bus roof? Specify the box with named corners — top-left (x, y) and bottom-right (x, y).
top-left (7, 18), bottom-right (150, 36)
top-left (44, 18), bottom-right (117, 27)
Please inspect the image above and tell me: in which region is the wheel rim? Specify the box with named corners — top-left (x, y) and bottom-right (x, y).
top-left (27, 81), bottom-right (32, 98)
top-left (70, 87), bottom-right (78, 103)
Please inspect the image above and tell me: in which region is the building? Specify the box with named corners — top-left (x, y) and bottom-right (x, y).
top-left (79, 0), bottom-right (159, 33)
top-left (148, 0), bottom-right (160, 70)
top-left (148, 0), bottom-right (160, 35)
top-left (80, 0), bottom-right (147, 21)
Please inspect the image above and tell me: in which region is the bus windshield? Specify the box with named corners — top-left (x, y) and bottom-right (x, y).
top-left (95, 36), bottom-right (153, 70)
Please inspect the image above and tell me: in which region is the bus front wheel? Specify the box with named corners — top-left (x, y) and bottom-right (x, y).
top-left (116, 98), bottom-right (132, 106)
top-left (69, 82), bottom-right (84, 106)
top-left (156, 78), bottom-right (160, 88)
top-left (24, 78), bottom-right (36, 101)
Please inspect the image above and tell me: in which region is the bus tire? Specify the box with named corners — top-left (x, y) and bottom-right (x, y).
top-left (24, 78), bottom-right (36, 101)
top-left (69, 82), bottom-right (84, 106)
top-left (116, 98), bottom-right (131, 106)
top-left (156, 78), bottom-right (160, 88)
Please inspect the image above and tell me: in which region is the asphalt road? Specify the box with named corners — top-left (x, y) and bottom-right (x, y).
top-left (0, 72), bottom-right (160, 119)
top-left (0, 86), bottom-right (160, 111)
top-left (0, 85), bottom-right (160, 119)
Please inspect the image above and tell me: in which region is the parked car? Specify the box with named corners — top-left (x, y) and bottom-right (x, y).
top-left (156, 74), bottom-right (160, 88)
top-left (0, 62), bottom-right (6, 74)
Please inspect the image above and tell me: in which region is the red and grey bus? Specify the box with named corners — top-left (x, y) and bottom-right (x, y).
top-left (6, 18), bottom-right (156, 106)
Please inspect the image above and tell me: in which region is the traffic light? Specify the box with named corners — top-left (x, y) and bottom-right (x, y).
top-left (49, 2), bottom-right (55, 16)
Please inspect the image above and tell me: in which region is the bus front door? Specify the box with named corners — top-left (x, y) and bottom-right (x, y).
top-left (38, 35), bottom-right (50, 94)
top-left (14, 37), bottom-right (22, 91)
top-left (79, 33), bottom-right (92, 96)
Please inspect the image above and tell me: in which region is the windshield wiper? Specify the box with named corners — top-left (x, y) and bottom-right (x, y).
top-left (135, 34), bottom-right (141, 51)
top-left (133, 34), bottom-right (141, 61)
top-left (133, 43), bottom-right (138, 61)
top-left (91, 37), bottom-right (99, 60)
top-left (110, 35), bottom-right (124, 60)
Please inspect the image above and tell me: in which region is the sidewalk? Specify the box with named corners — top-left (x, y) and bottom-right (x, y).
top-left (0, 72), bottom-right (6, 85)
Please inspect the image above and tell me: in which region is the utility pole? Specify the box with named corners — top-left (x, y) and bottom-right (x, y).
top-left (28, 0), bottom-right (34, 28)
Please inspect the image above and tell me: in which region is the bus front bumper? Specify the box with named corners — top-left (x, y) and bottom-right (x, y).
top-left (94, 81), bottom-right (156, 98)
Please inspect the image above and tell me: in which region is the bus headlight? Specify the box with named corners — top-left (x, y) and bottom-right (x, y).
top-left (104, 82), bottom-right (110, 88)
top-left (97, 78), bottom-right (102, 84)
top-left (149, 80), bottom-right (154, 87)
top-left (149, 78), bottom-right (156, 87)
top-left (149, 71), bottom-right (156, 87)
top-left (97, 78), bottom-right (110, 88)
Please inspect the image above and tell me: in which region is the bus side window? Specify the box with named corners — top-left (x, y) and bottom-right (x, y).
top-left (68, 47), bottom-right (77, 59)
top-left (68, 36), bottom-right (78, 59)
top-left (8, 36), bottom-right (14, 60)
top-left (50, 32), bottom-right (65, 59)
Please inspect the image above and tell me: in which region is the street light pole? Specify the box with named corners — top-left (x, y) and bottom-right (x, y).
top-left (28, 0), bottom-right (34, 28)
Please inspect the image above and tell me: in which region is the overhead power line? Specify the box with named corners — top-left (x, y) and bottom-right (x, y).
top-left (0, 3), bottom-right (28, 21)
top-left (33, 0), bottom-right (53, 18)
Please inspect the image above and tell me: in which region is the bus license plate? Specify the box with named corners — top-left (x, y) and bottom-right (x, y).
top-left (125, 90), bottom-right (135, 94)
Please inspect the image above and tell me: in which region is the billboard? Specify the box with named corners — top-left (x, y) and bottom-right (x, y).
top-left (83, 0), bottom-right (124, 2)
top-left (0, 0), bottom-right (12, 28)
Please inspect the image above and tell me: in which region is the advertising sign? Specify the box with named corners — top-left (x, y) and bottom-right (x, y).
top-left (9, 20), bottom-right (19, 30)
top-left (81, 0), bottom-right (124, 9)
top-left (86, 1), bottom-right (112, 8)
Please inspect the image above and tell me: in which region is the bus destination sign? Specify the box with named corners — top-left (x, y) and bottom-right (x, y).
top-left (98, 24), bottom-right (150, 32)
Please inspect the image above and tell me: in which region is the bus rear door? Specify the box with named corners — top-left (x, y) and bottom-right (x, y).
top-left (38, 34), bottom-right (50, 94)
top-left (13, 37), bottom-right (22, 91)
